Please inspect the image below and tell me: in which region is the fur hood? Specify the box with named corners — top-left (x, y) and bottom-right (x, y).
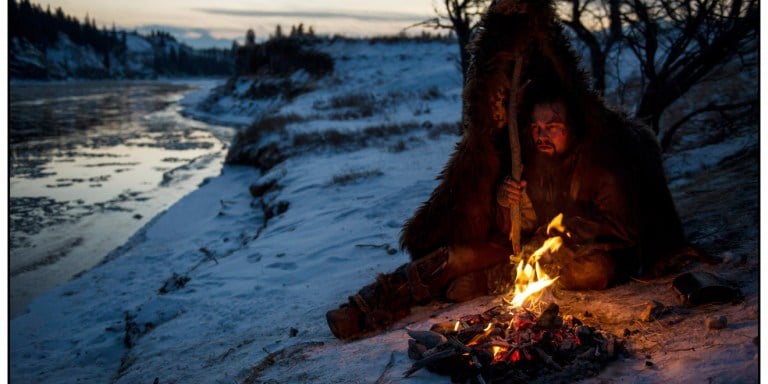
top-left (400, 0), bottom-right (685, 271)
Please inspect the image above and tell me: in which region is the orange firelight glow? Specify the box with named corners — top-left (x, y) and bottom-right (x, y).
top-left (467, 323), bottom-right (494, 346)
top-left (492, 345), bottom-right (504, 360)
top-left (507, 213), bottom-right (568, 308)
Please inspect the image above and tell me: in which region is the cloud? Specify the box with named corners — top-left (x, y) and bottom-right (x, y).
top-left (194, 8), bottom-right (429, 23)
top-left (133, 7), bottom-right (438, 49)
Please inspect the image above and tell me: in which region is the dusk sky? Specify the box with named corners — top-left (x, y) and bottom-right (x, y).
top-left (37, 0), bottom-right (439, 48)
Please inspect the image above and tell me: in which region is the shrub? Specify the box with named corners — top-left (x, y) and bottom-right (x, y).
top-left (242, 78), bottom-right (315, 100)
top-left (314, 92), bottom-right (378, 119)
top-left (226, 114), bottom-right (303, 169)
top-left (329, 169), bottom-right (384, 186)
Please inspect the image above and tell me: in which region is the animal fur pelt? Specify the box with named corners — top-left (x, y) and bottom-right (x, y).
top-left (399, 0), bottom-right (687, 275)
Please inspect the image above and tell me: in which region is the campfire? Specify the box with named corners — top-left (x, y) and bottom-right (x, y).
top-left (508, 213), bottom-right (565, 308)
top-left (405, 214), bottom-right (622, 383)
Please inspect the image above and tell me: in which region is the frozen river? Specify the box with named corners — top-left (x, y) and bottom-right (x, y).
top-left (9, 80), bottom-right (235, 318)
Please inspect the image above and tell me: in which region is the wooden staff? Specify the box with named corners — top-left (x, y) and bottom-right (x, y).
top-left (507, 56), bottom-right (526, 255)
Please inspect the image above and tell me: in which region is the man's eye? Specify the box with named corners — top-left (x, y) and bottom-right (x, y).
top-left (546, 124), bottom-right (565, 133)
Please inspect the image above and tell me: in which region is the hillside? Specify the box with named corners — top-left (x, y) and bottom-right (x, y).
top-left (9, 0), bottom-right (233, 80)
top-left (10, 31), bottom-right (233, 80)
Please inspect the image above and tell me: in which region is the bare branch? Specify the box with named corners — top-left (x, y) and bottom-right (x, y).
top-left (660, 99), bottom-right (757, 150)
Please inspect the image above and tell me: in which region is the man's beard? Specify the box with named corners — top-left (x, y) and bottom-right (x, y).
top-left (532, 144), bottom-right (567, 169)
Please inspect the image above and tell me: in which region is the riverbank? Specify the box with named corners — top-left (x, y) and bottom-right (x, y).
top-left (9, 79), bottom-right (235, 318)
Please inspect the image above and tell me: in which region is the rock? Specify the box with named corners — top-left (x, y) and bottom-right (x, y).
top-left (639, 300), bottom-right (665, 322)
top-left (705, 315), bottom-right (728, 330)
top-left (536, 302), bottom-right (561, 329)
top-left (576, 326), bottom-right (593, 345)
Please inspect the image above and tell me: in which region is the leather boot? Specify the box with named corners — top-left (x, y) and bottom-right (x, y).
top-left (445, 271), bottom-right (488, 302)
top-left (445, 261), bottom-right (516, 302)
top-left (326, 248), bottom-right (450, 340)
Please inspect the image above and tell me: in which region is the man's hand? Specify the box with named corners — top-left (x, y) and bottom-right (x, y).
top-left (496, 177), bottom-right (527, 208)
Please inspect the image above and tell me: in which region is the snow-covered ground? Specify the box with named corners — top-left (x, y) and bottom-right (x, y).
top-left (8, 39), bottom-right (760, 383)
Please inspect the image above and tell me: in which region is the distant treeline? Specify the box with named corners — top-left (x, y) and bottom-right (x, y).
top-left (232, 23), bottom-right (455, 77)
top-left (9, 0), bottom-right (454, 80)
top-left (9, 0), bottom-right (122, 58)
top-left (144, 30), bottom-right (234, 77)
top-left (9, 0), bottom-right (234, 79)
top-left (233, 25), bottom-right (333, 77)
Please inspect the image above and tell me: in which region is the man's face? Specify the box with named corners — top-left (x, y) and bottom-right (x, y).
top-left (530, 101), bottom-right (569, 156)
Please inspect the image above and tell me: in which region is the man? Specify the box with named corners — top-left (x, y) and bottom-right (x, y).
top-left (327, 83), bottom-right (655, 340)
top-left (326, 0), bottom-right (693, 340)
top-left (497, 85), bottom-right (642, 291)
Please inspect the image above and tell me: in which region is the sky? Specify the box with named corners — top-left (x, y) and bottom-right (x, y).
top-left (34, 0), bottom-right (440, 48)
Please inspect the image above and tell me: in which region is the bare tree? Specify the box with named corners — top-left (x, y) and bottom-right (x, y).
top-left (622, 0), bottom-right (758, 141)
top-left (557, 0), bottom-right (623, 94)
top-left (428, 0), bottom-right (758, 151)
top-left (546, 0), bottom-right (757, 150)
top-left (415, 0), bottom-right (491, 81)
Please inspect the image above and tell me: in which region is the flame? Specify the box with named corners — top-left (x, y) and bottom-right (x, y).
top-left (507, 214), bottom-right (566, 308)
top-left (546, 213), bottom-right (568, 236)
top-left (467, 323), bottom-right (494, 346)
top-left (491, 345), bottom-right (505, 361)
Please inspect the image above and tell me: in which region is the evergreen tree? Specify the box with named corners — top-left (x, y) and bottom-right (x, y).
top-left (9, 0), bottom-right (235, 79)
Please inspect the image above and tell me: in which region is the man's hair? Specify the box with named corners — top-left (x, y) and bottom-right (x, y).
top-left (520, 75), bottom-right (585, 142)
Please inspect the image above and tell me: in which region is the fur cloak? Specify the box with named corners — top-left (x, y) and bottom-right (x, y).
top-left (399, 0), bottom-right (687, 275)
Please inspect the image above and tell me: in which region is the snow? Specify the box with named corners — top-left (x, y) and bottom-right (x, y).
top-left (664, 132), bottom-right (757, 190)
top-left (11, 29), bottom-right (227, 80)
top-left (9, 39), bottom-right (760, 383)
top-left (125, 33), bottom-right (153, 53)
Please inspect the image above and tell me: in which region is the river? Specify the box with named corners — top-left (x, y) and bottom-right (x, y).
top-left (9, 80), bottom-right (236, 318)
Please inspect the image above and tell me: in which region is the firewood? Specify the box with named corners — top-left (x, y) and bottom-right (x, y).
top-left (535, 302), bottom-right (560, 329)
top-left (407, 303), bottom-right (622, 382)
top-left (406, 329), bottom-right (447, 349)
top-left (446, 335), bottom-right (472, 354)
top-left (374, 352), bottom-right (396, 384)
top-left (430, 321), bottom-right (459, 334)
top-left (534, 347), bottom-right (563, 371)
top-left (407, 339), bottom-right (427, 360)
top-left (403, 349), bottom-right (458, 377)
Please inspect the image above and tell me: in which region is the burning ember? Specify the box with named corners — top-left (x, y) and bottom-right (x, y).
top-left (405, 304), bottom-right (621, 383)
top-left (405, 215), bottom-right (622, 382)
